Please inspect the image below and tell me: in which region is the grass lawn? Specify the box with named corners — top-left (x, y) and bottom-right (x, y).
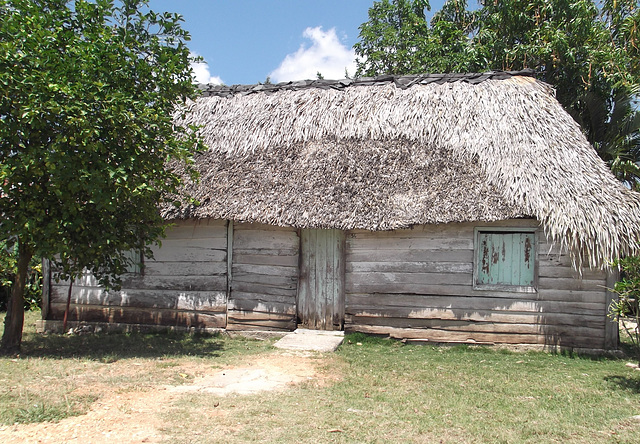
top-left (1, 310), bottom-right (639, 443)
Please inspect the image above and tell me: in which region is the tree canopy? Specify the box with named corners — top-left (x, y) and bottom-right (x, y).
top-left (356, 1), bottom-right (640, 92)
top-left (355, 1), bottom-right (640, 181)
top-left (0, 0), bottom-right (202, 352)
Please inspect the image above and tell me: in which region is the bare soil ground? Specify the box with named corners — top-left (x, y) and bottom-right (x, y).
top-left (0, 350), bottom-right (329, 444)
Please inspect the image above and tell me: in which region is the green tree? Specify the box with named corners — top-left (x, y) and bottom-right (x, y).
top-left (355, 0), bottom-right (484, 76)
top-left (578, 86), bottom-right (640, 187)
top-left (0, 0), bottom-right (202, 353)
top-left (473, 1), bottom-right (639, 132)
top-left (354, 0), bottom-right (432, 76)
top-left (355, 0), bottom-right (640, 165)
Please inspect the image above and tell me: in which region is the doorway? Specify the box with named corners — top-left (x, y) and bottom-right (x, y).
top-left (297, 229), bottom-right (345, 330)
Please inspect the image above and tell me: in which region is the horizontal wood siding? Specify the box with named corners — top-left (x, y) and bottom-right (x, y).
top-left (345, 220), bottom-right (609, 348)
top-left (227, 223), bottom-right (299, 331)
top-left (48, 219), bottom-right (228, 329)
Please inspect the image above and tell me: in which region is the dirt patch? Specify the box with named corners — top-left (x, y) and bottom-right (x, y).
top-left (170, 352), bottom-right (318, 396)
top-left (0, 351), bottom-right (330, 444)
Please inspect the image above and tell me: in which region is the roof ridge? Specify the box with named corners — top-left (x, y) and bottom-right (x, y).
top-left (198, 69), bottom-right (536, 98)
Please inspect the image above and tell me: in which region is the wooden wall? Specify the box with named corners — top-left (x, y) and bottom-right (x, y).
top-left (45, 217), bottom-right (614, 349)
top-left (226, 222), bottom-right (299, 331)
top-left (344, 220), bottom-right (611, 349)
top-left (48, 219), bottom-right (228, 329)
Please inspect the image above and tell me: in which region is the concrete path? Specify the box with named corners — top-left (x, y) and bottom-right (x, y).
top-left (274, 328), bottom-right (344, 352)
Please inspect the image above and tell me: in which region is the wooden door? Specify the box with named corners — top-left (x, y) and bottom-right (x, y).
top-left (297, 229), bottom-right (345, 330)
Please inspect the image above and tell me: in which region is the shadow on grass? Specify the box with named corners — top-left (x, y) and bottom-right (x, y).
top-left (604, 374), bottom-right (640, 394)
top-left (18, 330), bottom-right (224, 361)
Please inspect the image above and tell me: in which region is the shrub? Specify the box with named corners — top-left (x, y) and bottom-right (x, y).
top-left (609, 256), bottom-right (640, 364)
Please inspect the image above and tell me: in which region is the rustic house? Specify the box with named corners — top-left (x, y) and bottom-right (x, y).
top-left (41, 71), bottom-right (640, 350)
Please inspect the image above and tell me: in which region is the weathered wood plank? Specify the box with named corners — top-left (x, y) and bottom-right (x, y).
top-left (345, 282), bottom-right (472, 296)
top-left (298, 229), bottom-right (311, 328)
top-left (538, 277), bottom-right (607, 292)
top-left (119, 275), bottom-right (227, 292)
top-left (538, 264), bottom-right (606, 280)
top-left (345, 307), bottom-right (604, 326)
top-left (346, 249), bottom-right (474, 263)
top-left (231, 273), bottom-right (297, 288)
top-left (49, 303), bottom-right (226, 328)
top-left (49, 304), bottom-right (113, 323)
top-left (143, 261), bottom-right (227, 277)
top-left (50, 286), bottom-right (227, 311)
top-left (346, 323), bottom-right (542, 344)
top-left (309, 229), bottom-right (319, 329)
top-left (345, 286), bottom-right (607, 304)
top-left (348, 219), bottom-right (538, 239)
top-left (345, 324), bottom-right (603, 348)
top-left (164, 218), bottom-right (227, 240)
top-left (335, 229), bottom-right (346, 329)
top-left (347, 236), bottom-right (473, 251)
top-left (232, 253), bottom-right (298, 267)
top-left (49, 284), bottom-right (100, 302)
top-left (346, 293), bottom-right (605, 316)
top-left (225, 317), bottom-right (296, 331)
top-left (316, 229), bottom-right (327, 329)
top-left (227, 299), bottom-right (296, 315)
top-left (231, 281), bottom-right (297, 297)
top-left (174, 311), bottom-right (226, 328)
top-left (346, 278), bottom-right (609, 299)
top-left (346, 261), bottom-right (473, 274)
top-left (234, 222), bottom-right (297, 232)
top-left (346, 271), bottom-right (472, 286)
top-left (230, 291), bottom-right (296, 305)
top-left (232, 248), bottom-right (298, 257)
top-left (475, 219), bottom-right (540, 229)
top-left (233, 229), bottom-right (299, 250)
top-left (345, 315), bottom-right (605, 336)
top-left (150, 245), bottom-right (226, 263)
top-left (537, 242), bottom-right (565, 255)
top-left (538, 253), bottom-right (575, 267)
top-left (227, 220), bottom-right (233, 298)
top-left (226, 310), bottom-right (295, 322)
top-left (537, 289), bottom-right (609, 304)
top-left (151, 237), bottom-right (227, 254)
top-left (232, 263), bottom-right (298, 278)
top-left (348, 225), bottom-right (475, 239)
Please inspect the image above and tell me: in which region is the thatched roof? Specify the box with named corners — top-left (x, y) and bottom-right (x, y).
top-left (166, 70), bottom-right (640, 268)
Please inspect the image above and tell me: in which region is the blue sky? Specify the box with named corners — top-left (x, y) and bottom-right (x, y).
top-left (148, 0), bottom-right (448, 86)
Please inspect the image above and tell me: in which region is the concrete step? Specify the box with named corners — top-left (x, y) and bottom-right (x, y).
top-left (273, 328), bottom-right (345, 352)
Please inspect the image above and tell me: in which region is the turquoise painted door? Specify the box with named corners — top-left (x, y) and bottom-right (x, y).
top-left (297, 229), bottom-right (345, 330)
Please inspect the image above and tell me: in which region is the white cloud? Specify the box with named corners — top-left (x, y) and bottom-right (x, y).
top-left (270, 27), bottom-right (357, 83)
top-left (191, 56), bottom-right (224, 85)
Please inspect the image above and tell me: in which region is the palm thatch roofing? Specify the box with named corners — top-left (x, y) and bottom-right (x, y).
top-left (166, 70), bottom-right (640, 268)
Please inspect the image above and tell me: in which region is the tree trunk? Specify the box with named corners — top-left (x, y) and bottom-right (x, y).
top-left (1, 239), bottom-right (33, 355)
